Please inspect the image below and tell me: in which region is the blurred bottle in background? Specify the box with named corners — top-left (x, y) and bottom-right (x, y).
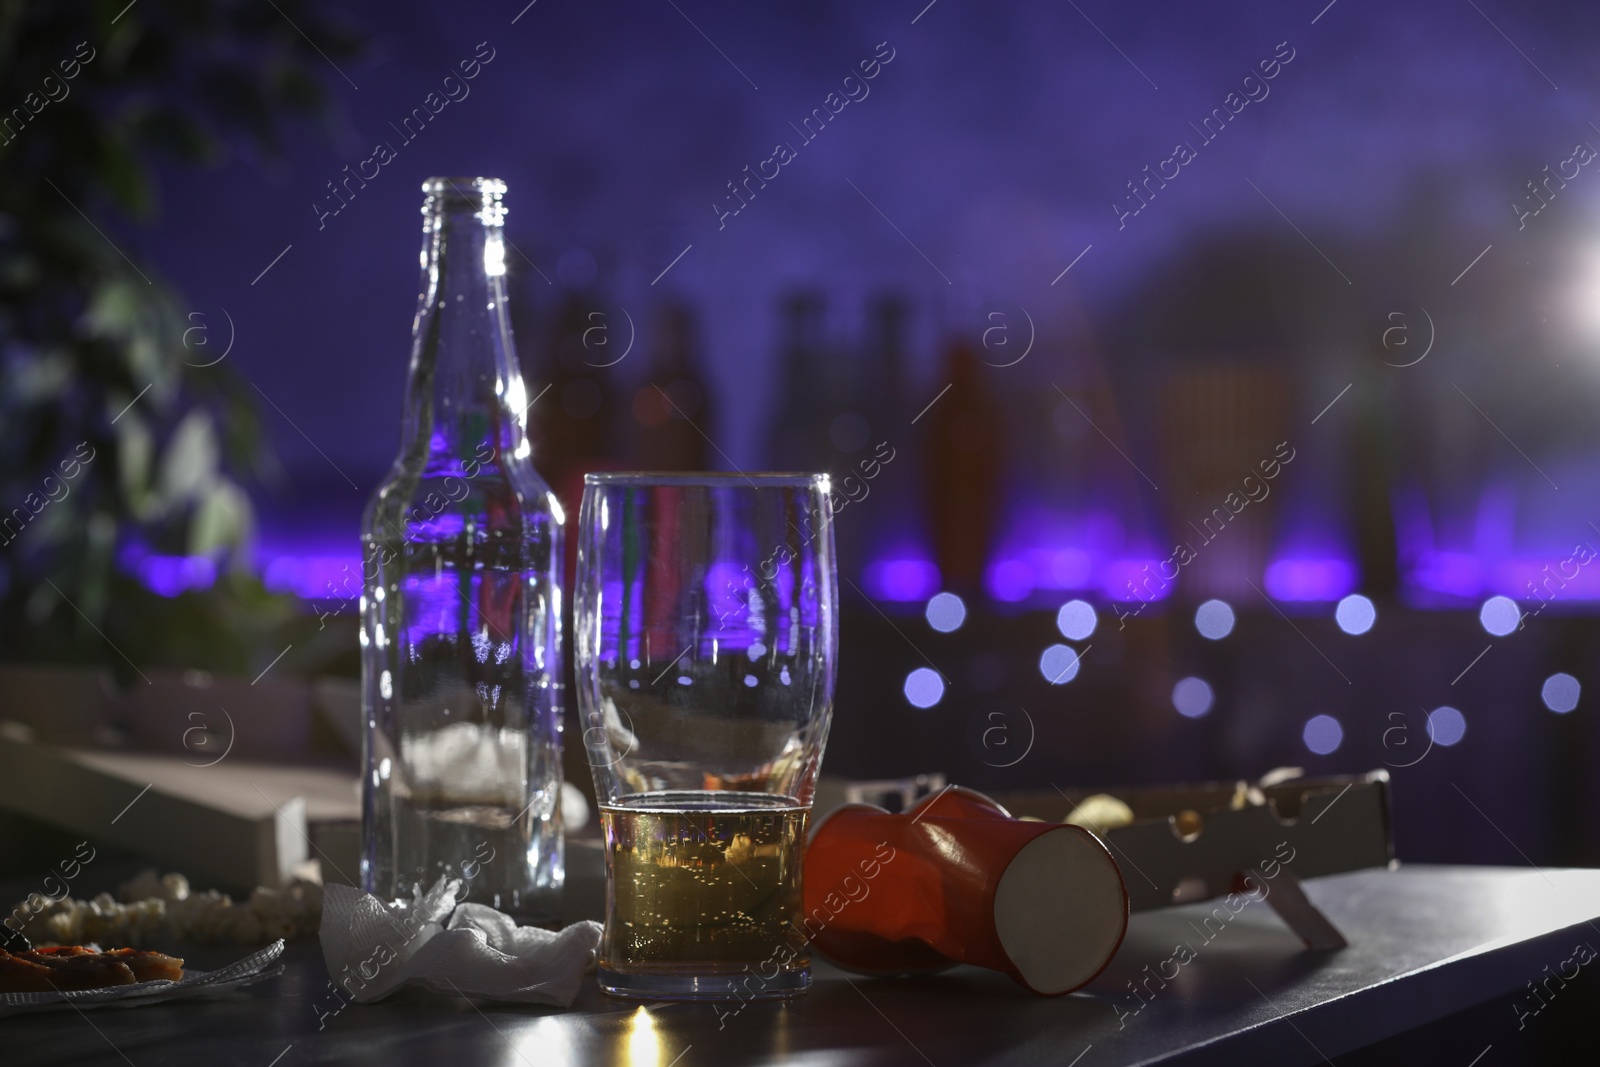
top-left (859, 295), bottom-right (908, 440)
top-left (520, 255), bottom-right (647, 812)
top-left (766, 290), bottom-right (922, 581)
top-left (628, 301), bottom-right (711, 471)
top-left (815, 291), bottom-right (873, 484)
top-left (768, 290), bottom-right (831, 472)
top-left (1152, 364), bottom-right (1288, 601)
top-left (535, 292), bottom-right (622, 501)
top-left (841, 294), bottom-right (914, 581)
top-left (527, 268), bottom-right (633, 597)
top-left (923, 335), bottom-right (1003, 596)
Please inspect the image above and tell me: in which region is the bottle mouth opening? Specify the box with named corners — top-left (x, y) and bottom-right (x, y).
top-left (422, 176), bottom-right (507, 206)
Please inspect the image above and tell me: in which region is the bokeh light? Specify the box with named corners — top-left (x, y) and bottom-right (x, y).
top-left (1056, 599), bottom-right (1097, 641)
top-left (925, 591), bottom-right (967, 633)
top-left (1194, 599), bottom-right (1235, 640)
top-left (1172, 677), bottom-right (1214, 718)
top-left (1039, 644), bottom-right (1081, 685)
top-left (1542, 673), bottom-right (1581, 714)
top-left (903, 667), bottom-right (945, 708)
top-left (1335, 594), bottom-right (1376, 635)
top-left (1303, 714), bottom-right (1343, 755)
top-left (1479, 595), bottom-right (1521, 637)
top-left (1427, 705), bottom-right (1466, 746)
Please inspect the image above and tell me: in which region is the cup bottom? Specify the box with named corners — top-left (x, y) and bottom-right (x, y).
top-left (597, 966), bottom-right (810, 1001)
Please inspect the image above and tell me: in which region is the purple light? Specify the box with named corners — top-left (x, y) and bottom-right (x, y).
top-left (1391, 484), bottom-right (1435, 566)
top-left (925, 592), bottom-right (967, 632)
top-left (1427, 705), bottom-right (1467, 745)
top-left (1102, 559), bottom-right (1172, 602)
top-left (985, 558), bottom-right (1033, 602)
top-left (1172, 676), bottom-right (1214, 718)
top-left (863, 558), bottom-right (940, 602)
top-left (1194, 599), bottom-right (1235, 639)
top-left (1473, 483), bottom-right (1516, 563)
top-left (1396, 473), bottom-right (1600, 603)
top-left (1409, 552), bottom-right (1485, 600)
top-left (401, 571), bottom-right (466, 647)
top-left (1302, 714), bottom-right (1343, 755)
top-left (903, 667), bottom-right (945, 708)
top-left (1479, 595), bottom-right (1521, 636)
top-left (1542, 673), bottom-right (1580, 713)
top-left (1264, 558), bottom-right (1357, 601)
top-left (702, 555), bottom-right (797, 654)
top-left (119, 540), bottom-right (216, 596)
top-left (1036, 548), bottom-right (1094, 590)
top-left (1491, 559), bottom-right (1600, 601)
top-left (704, 561), bottom-right (752, 634)
top-left (135, 555), bottom-right (217, 597)
top-left (401, 512), bottom-right (467, 538)
top-left (987, 547), bottom-right (1095, 595)
top-left (262, 555), bottom-right (363, 599)
top-left (1334, 594), bottom-right (1377, 635)
top-left (978, 506), bottom-right (1138, 603)
top-left (1038, 644), bottom-right (1081, 684)
top-left (1055, 599), bottom-right (1097, 640)
top-left (600, 573), bottom-right (627, 663)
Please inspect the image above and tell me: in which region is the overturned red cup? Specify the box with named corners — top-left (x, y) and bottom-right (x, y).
top-left (802, 786), bottom-right (1129, 996)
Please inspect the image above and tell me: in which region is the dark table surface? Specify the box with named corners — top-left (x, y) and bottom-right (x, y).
top-left (8, 863), bottom-right (1600, 1066)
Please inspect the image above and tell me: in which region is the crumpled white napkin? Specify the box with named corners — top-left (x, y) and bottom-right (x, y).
top-left (319, 876), bottom-right (602, 1007)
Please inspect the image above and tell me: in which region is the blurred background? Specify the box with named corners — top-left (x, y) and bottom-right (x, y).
top-left (4, 0), bottom-right (1600, 870)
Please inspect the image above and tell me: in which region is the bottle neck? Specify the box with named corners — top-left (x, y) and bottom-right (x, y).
top-left (400, 185), bottom-right (530, 473)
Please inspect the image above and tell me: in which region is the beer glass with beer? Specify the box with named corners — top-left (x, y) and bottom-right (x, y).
top-left (576, 472), bottom-right (838, 1000)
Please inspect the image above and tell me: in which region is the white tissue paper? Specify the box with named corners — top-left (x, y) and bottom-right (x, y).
top-left (319, 877), bottom-right (602, 1008)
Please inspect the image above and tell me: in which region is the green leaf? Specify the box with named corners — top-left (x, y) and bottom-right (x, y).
top-left (83, 278), bottom-right (144, 342)
top-left (156, 408), bottom-right (219, 505)
top-left (189, 476), bottom-right (252, 557)
top-left (115, 407), bottom-right (154, 508)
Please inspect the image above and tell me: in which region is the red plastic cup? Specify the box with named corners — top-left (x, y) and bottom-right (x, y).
top-left (802, 786), bottom-right (1128, 995)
